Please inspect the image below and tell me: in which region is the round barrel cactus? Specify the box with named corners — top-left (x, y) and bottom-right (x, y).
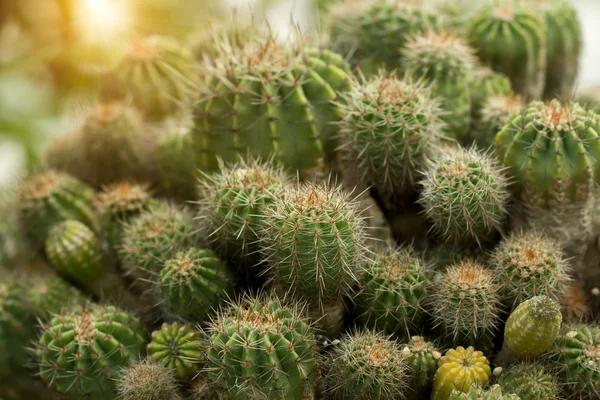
top-left (498, 362), bottom-right (558, 400)
top-left (432, 346), bottom-right (491, 400)
top-left (147, 322), bottom-right (204, 380)
top-left (402, 336), bottom-right (441, 397)
top-left (117, 358), bottom-right (181, 400)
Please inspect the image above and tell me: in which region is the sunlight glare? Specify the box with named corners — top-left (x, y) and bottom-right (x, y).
top-left (76, 0), bottom-right (131, 41)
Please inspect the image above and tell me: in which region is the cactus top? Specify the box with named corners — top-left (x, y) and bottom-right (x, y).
top-left (116, 358), bottom-right (181, 400)
top-left (496, 100), bottom-right (600, 205)
top-left (95, 182), bottom-right (153, 217)
top-left (432, 346), bottom-right (492, 400)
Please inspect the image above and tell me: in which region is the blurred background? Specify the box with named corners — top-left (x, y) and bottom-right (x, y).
top-left (0, 0), bottom-right (598, 185)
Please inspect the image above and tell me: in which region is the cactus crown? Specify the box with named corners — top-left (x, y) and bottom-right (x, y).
top-left (528, 295), bottom-right (562, 321)
top-left (117, 358), bottom-right (181, 400)
top-left (404, 31), bottom-right (476, 72)
top-left (96, 182), bottom-right (152, 217)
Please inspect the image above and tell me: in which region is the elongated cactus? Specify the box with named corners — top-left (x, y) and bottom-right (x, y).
top-left (403, 31), bottom-right (476, 141)
top-left (36, 304), bottom-right (148, 399)
top-left (356, 246), bottom-right (431, 336)
top-left (474, 95), bottom-right (523, 149)
top-left (117, 358), bottom-right (181, 400)
top-left (17, 170), bottom-right (97, 246)
top-left (401, 336), bottom-right (441, 398)
top-left (192, 36), bottom-right (352, 176)
top-left (339, 74), bottom-right (445, 202)
top-left (496, 296), bottom-right (562, 365)
top-left (419, 146), bottom-right (509, 245)
top-left (147, 322), bottom-right (204, 380)
top-left (158, 248), bottom-right (232, 322)
top-left (326, 330), bottom-right (408, 399)
top-left (449, 385), bottom-right (520, 400)
top-left (206, 294), bottom-right (318, 399)
top-left (468, 0), bottom-right (546, 100)
top-left (432, 346), bottom-right (492, 400)
top-left (498, 362), bottom-right (558, 400)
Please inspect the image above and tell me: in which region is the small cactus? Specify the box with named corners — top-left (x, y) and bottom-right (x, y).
top-left (471, 66), bottom-right (513, 122)
top-left (326, 329), bottom-right (408, 400)
top-left (468, 0), bottom-right (546, 100)
top-left (401, 335), bottom-right (441, 398)
top-left (560, 281), bottom-right (590, 323)
top-left (498, 362), bottom-right (559, 400)
top-left (474, 95), bottom-right (523, 149)
top-left (432, 346), bottom-right (492, 400)
top-left (496, 296), bottom-right (562, 365)
top-left (356, 246), bottom-right (431, 336)
top-left (158, 248), bottom-right (232, 322)
top-left (449, 384), bottom-right (520, 400)
top-left (419, 146), bottom-right (509, 245)
top-left (402, 31), bottom-right (476, 141)
top-left (206, 294), bottom-right (318, 399)
top-left (117, 358), bottom-right (181, 400)
top-left (147, 322), bottom-right (204, 380)
top-left (36, 304), bottom-right (148, 398)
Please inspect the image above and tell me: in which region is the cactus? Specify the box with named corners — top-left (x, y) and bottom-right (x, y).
top-left (119, 202), bottom-right (197, 283)
top-left (17, 170), bottom-right (97, 246)
top-left (339, 74), bottom-right (445, 202)
top-left (27, 275), bottom-right (86, 320)
top-left (468, 0), bottom-right (546, 100)
top-left (548, 324), bottom-right (600, 399)
top-left (402, 31), bottom-right (476, 141)
top-left (432, 346), bottom-right (492, 400)
top-left (356, 246), bottom-right (431, 336)
top-left (206, 294), bottom-right (318, 399)
top-left (401, 335), bottom-right (441, 398)
top-left (431, 260), bottom-right (501, 345)
top-left (117, 358), bottom-right (181, 400)
top-left (474, 95), bottom-right (523, 149)
top-left (326, 329), bottom-right (408, 400)
top-left (196, 159), bottom-right (290, 269)
top-left (449, 384), bottom-right (520, 400)
top-left (531, 0), bottom-right (582, 100)
top-left (110, 35), bottom-right (197, 120)
top-left (326, 0), bottom-right (440, 76)
top-left (496, 296), bottom-right (562, 365)
top-left (492, 231), bottom-right (570, 309)
top-left (147, 322), bottom-right (204, 380)
top-left (498, 362), bottom-right (558, 400)
top-left (495, 100), bottom-right (600, 259)
top-left (560, 282), bottom-right (590, 323)
top-left (36, 304), bottom-right (148, 399)
top-left (471, 67), bottom-right (513, 119)
top-left (158, 248), bottom-right (232, 322)
top-left (192, 36), bottom-right (353, 177)
top-left (0, 280), bottom-right (35, 373)
top-left (419, 146), bottom-right (509, 245)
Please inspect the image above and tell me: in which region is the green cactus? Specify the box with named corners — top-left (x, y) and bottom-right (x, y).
top-left (498, 362), bottom-right (558, 400)
top-left (192, 36), bottom-right (352, 177)
top-left (147, 322), bottom-right (204, 380)
top-left (158, 248), bottom-right (232, 322)
top-left (474, 95), bottom-right (523, 149)
top-left (432, 346), bottom-right (492, 400)
top-left (548, 324), bottom-right (600, 399)
top-left (0, 280), bottom-right (35, 373)
top-left (119, 202), bottom-right (198, 283)
top-left (111, 35), bottom-right (198, 120)
top-left (492, 231), bottom-right (570, 309)
top-left (339, 74), bottom-right (445, 202)
top-left (27, 275), bottom-right (86, 320)
top-left (531, 0), bottom-right (582, 100)
top-left (401, 335), bottom-right (441, 398)
top-left (207, 294), bottom-right (318, 399)
top-left (431, 260), bottom-right (501, 345)
top-left (356, 246), bottom-right (431, 336)
top-left (496, 296), bottom-right (562, 365)
top-left (468, 0), bottom-right (546, 100)
top-left (419, 146), bottom-right (509, 245)
top-left (471, 67), bottom-right (513, 115)
top-left (449, 384), bottom-right (520, 400)
top-left (36, 304), bottom-right (148, 399)
top-left (17, 170), bottom-right (98, 246)
top-left (326, 329), bottom-right (408, 400)
top-left (402, 31), bottom-right (476, 141)
top-left (117, 358), bottom-right (181, 400)
top-left (326, 0), bottom-right (440, 76)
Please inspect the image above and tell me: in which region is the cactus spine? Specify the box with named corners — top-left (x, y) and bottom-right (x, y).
top-left (401, 335), bottom-right (441, 398)
top-left (498, 362), bottom-right (558, 400)
top-left (147, 322), bottom-right (204, 380)
top-left (449, 385), bottom-right (520, 400)
top-left (117, 358), bottom-right (181, 400)
top-left (432, 346), bottom-right (492, 400)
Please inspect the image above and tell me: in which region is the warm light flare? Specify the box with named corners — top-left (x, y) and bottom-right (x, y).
top-left (75, 0), bottom-right (131, 41)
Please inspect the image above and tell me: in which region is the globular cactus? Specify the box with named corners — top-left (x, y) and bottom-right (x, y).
top-left (401, 335), bottom-right (441, 398)
top-left (197, 159), bottom-right (290, 269)
top-left (560, 282), bottom-right (590, 323)
top-left (147, 322), bottom-right (204, 380)
top-left (432, 346), bottom-right (492, 400)
top-left (117, 358), bottom-right (181, 400)
top-left (356, 246), bottom-right (431, 336)
top-left (27, 275), bottom-right (86, 320)
top-left (192, 36), bottom-right (352, 177)
top-left (449, 384), bottom-right (520, 400)
top-left (471, 66), bottom-right (513, 120)
top-left (492, 231), bottom-right (570, 309)
top-left (531, 0), bottom-right (581, 100)
top-left (468, 0), bottom-right (546, 100)
top-left (496, 296), bottom-right (562, 365)
top-left (326, 0), bottom-right (440, 76)
top-left (498, 362), bottom-right (559, 400)
top-left (206, 294), bottom-right (318, 399)
top-left (110, 35), bottom-right (197, 120)
top-left (326, 329), bottom-right (408, 399)
top-left (339, 74), bottom-right (445, 203)
top-left (158, 248), bottom-right (232, 322)
top-left (474, 95), bottom-right (523, 149)
top-left (36, 304), bottom-right (148, 399)
top-left (0, 280), bottom-right (35, 372)
top-left (430, 260), bottom-right (501, 345)
top-left (119, 202), bottom-right (197, 283)
top-left (402, 31), bottom-right (476, 141)
top-left (17, 170), bottom-right (97, 246)
top-left (495, 100), bottom-right (600, 260)
top-left (419, 146), bottom-right (509, 245)
top-left (548, 324), bottom-right (600, 399)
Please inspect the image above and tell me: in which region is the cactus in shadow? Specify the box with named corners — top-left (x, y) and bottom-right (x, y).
top-left (401, 335), bottom-right (441, 399)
